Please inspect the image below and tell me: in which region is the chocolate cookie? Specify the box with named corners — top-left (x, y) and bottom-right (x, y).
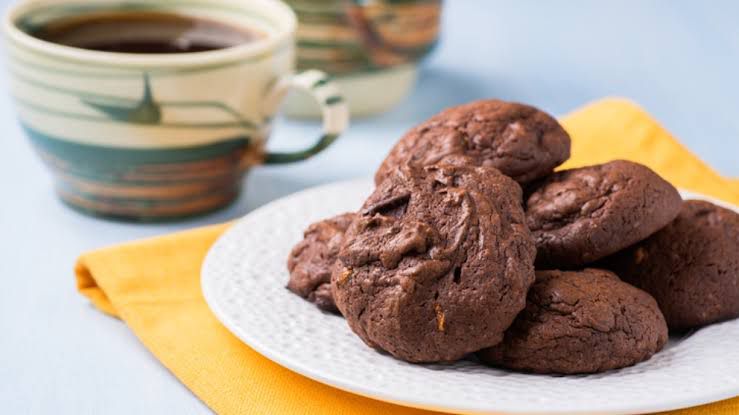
top-left (526, 160), bottom-right (682, 268)
top-left (478, 269), bottom-right (668, 374)
top-left (287, 212), bottom-right (355, 313)
top-left (374, 100), bottom-right (571, 186)
top-left (332, 164), bottom-right (536, 363)
top-left (601, 200), bottom-right (739, 331)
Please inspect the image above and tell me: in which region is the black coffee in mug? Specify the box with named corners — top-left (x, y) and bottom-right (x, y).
top-left (28, 11), bottom-right (264, 53)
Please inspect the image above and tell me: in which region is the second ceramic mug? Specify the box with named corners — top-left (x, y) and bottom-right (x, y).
top-left (282, 0), bottom-right (442, 118)
top-left (4, 0), bottom-right (349, 220)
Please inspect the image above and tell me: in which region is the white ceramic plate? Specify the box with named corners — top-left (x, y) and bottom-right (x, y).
top-left (202, 179), bottom-right (739, 415)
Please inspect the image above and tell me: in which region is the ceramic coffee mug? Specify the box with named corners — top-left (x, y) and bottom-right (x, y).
top-left (4, 0), bottom-right (349, 220)
top-left (282, 0), bottom-right (442, 118)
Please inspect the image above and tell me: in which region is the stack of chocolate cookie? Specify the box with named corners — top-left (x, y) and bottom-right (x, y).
top-left (286, 99), bottom-right (739, 374)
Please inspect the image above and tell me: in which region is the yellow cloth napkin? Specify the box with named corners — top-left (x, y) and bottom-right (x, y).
top-left (76, 98), bottom-right (739, 415)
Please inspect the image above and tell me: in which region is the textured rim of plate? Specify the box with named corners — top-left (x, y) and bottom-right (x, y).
top-left (202, 179), bottom-right (739, 415)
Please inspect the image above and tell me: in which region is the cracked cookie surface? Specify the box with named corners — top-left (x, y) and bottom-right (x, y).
top-left (478, 268), bottom-right (668, 374)
top-left (526, 160), bottom-right (682, 268)
top-left (374, 100), bottom-right (571, 186)
top-left (600, 200), bottom-right (739, 331)
top-left (332, 164), bottom-right (536, 363)
top-left (287, 212), bottom-right (355, 313)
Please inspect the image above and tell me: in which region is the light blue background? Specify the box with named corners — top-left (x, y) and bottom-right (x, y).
top-left (1, 1), bottom-right (738, 413)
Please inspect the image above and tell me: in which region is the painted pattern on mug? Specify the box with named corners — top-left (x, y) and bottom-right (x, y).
top-left (286, 0), bottom-right (442, 75)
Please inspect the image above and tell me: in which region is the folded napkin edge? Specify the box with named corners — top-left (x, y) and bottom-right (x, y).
top-left (76, 257), bottom-right (119, 317)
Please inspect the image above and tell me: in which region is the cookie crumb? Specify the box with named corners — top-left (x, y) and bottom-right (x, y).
top-left (337, 267), bottom-right (352, 284)
top-left (434, 304), bottom-right (445, 332)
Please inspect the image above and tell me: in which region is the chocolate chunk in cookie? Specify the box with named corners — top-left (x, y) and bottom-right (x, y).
top-left (287, 213), bottom-right (355, 313)
top-left (478, 268), bottom-right (668, 374)
top-left (600, 200), bottom-right (739, 331)
top-left (375, 100), bottom-right (571, 186)
top-left (526, 160), bottom-right (682, 268)
top-left (333, 164), bottom-right (536, 363)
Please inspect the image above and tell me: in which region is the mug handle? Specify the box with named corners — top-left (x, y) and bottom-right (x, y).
top-left (260, 69), bottom-right (349, 164)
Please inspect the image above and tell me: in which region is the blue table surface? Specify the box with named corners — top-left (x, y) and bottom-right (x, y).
top-left (1, 1), bottom-right (737, 413)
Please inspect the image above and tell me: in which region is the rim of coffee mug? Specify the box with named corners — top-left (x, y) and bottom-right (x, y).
top-left (3, 0), bottom-right (297, 68)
